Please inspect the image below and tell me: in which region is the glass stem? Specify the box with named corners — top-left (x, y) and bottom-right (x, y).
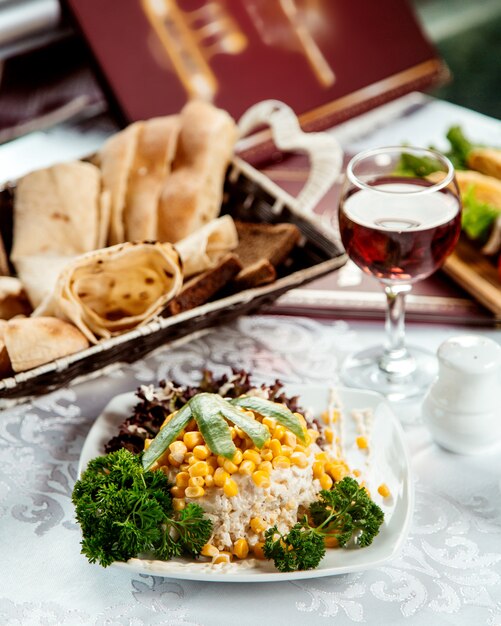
top-left (379, 284), bottom-right (416, 378)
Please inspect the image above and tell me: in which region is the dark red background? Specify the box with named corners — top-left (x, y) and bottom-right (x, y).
top-left (62, 0), bottom-right (442, 123)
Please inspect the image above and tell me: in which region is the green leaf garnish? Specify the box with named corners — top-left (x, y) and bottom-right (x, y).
top-left (190, 393), bottom-right (237, 460)
top-left (231, 396), bottom-right (306, 443)
top-left (72, 449), bottom-right (212, 567)
top-left (217, 399), bottom-right (270, 449)
top-left (263, 477), bottom-right (385, 572)
top-left (142, 392), bottom-right (307, 468)
top-left (142, 402), bottom-right (193, 470)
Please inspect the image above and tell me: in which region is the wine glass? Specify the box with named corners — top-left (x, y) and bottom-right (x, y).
top-left (338, 146), bottom-right (462, 401)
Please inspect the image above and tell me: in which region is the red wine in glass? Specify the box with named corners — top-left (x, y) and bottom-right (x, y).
top-left (339, 177), bottom-right (461, 284)
top-left (338, 148), bottom-right (462, 402)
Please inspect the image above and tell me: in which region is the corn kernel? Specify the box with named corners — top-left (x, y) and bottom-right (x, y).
top-left (290, 452), bottom-right (309, 468)
top-left (242, 449), bottom-right (261, 464)
top-left (356, 436), bottom-right (369, 450)
top-left (325, 428), bottom-right (334, 444)
top-left (260, 449), bottom-right (273, 462)
top-left (167, 454), bottom-right (181, 468)
top-left (252, 542), bottom-right (266, 560)
top-left (213, 551), bottom-right (232, 564)
top-left (327, 462), bottom-right (348, 482)
top-left (324, 536), bottom-right (339, 548)
top-left (250, 517), bottom-right (267, 533)
top-left (315, 452), bottom-right (328, 461)
top-left (353, 468), bottom-right (361, 477)
top-left (312, 461), bottom-right (325, 478)
top-left (193, 445), bottom-right (210, 460)
top-left (378, 483), bottom-right (391, 498)
top-left (189, 461), bottom-right (209, 477)
top-left (262, 416), bottom-right (276, 431)
top-left (214, 467), bottom-right (230, 487)
top-left (273, 425), bottom-right (286, 441)
top-left (207, 456), bottom-right (219, 470)
top-left (169, 440), bottom-right (187, 463)
top-left (188, 476), bottom-right (204, 488)
top-left (307, 428), bottom-right (320, 442)
top-left (223, 459), bottom-right (239, 474)
top-left (238, 459), bottom-right (256, 475)
top-left (144, 438), bottom-right (152, 450)
top-left (175, 471), bottom-right (190, 488)
top-left (234, 426), bottom-right (246, 439)
top-left (185, 418), bottom-right (197, 431)
top-left (201, 543), bottom-right (219, 558)
top-left (233, 538), bottom-right (249, 559)
top-left (170, 486), bottom-right (185, 498)
top-left (281, 445), bottom-right (293, 457)
top-left (269, 439), bottom-right (282, 457)
top-left (252, 470), bottom-right (271, 488)
top-left (204, 474), bottom-right (214, 488)
top-left (172, 497), bottom-right (185, 512)
top-left (185, 485), bottom-right (205, 498)
top-left (217, 455), bottom-right (227, 467)
top-left (294, 412), bottom-right (307, 427)
top-left (272, 455), bottom-right (291, 469)
top-left (283, 431), bottom-right (297, 448)
top-left (231, 449), bottom-right (243, 465)
top-left (223, 477), bottom-right (238, 497)
top-left (258, 460), bottom-right (273, 473)
top-left (230, 427), bottom-right (237, 440)
top-left (320, 473), bottom-right (333, 490)
top-left (184, 431), bottom-right (204, 450)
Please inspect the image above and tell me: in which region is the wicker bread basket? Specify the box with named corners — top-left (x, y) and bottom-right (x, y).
top-left (0, 101), bottom-right (347, 404)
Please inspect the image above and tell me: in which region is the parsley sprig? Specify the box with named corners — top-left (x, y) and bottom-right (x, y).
top-left (263, 477), bottom-right (384, 572)
top-left (72, 448), bottom-right (212, 567)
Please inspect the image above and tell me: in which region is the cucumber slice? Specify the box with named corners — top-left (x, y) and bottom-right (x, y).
top-left (231, 396), bottom-right (306, 443)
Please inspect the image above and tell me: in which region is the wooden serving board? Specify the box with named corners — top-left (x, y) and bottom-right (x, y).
top-left (443, 236), bottom-right (501, 317)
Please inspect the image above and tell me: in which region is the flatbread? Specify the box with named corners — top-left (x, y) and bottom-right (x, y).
top-left (13, 255), bottom-right (74, 308)
top-left (35, 241), bottom-right (183, 343)
top-left (11, 161), bottom-right (101, 260)
top-left (99, 123), bottom-right (141, 245)
top-left (175, 215), bottom-right (238, 278)
top-left (4, 316), bottom-right (89, 373)
top-left (125, 115), bottom-right (180, 241)
top-left (157, 101), bottom-right (237, 242)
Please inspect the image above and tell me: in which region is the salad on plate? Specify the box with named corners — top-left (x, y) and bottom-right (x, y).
top-left (73, 370), bottom-right (388, 574)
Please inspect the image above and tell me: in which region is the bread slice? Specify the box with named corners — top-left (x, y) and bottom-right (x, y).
top-left (232, 221), bottom-right (300, 288)
top-left (165, 253), bottom-right (242, 316)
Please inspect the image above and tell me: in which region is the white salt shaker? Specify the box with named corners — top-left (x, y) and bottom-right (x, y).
top-left (422, 335), bottom-right (501, 454)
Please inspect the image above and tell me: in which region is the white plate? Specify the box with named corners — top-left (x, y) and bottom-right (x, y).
top-left (78, 385), bottom-right (414, 582)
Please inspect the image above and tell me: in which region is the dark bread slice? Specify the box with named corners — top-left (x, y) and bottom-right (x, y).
top-left (232, 221), bottom-right (300, 288)
top-left (164, 253), bottom-right (242, 316)
top-left (232, 259), bottom-right (276, 289)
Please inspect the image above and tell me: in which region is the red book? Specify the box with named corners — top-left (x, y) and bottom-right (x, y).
top-left (61, 0), bottom-right (447, 138)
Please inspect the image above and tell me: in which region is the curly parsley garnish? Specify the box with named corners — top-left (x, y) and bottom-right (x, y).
top-left (72, 448), bottom-right (212, 567)
top-left (264, 477), bottom-right (384, 572)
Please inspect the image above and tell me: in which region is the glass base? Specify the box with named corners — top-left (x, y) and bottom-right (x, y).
top-left (340, 344), bottom-right (438, 402)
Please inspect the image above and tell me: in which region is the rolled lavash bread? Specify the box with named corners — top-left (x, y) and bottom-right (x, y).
top-left (157, 101), bottom-right (238, 243)
top-left (174, 215), bottom-right (239, 278)
top-left (34, 241), bottom-right (183, 344)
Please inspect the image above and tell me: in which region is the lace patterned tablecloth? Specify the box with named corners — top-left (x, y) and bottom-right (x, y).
top-left (1, 315), bottom-right (501, 626)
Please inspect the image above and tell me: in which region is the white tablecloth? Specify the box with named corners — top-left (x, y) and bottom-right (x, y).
top-left (1, 314), bottom-right (501, 626)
